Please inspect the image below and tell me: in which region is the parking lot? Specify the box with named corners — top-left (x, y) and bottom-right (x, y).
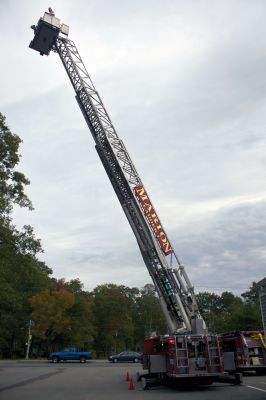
top-left (0, 360), bottom-right (265, 400)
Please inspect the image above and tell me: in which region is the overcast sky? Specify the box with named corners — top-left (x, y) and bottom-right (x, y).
top-left (1, 0), bottom-right (266, 295)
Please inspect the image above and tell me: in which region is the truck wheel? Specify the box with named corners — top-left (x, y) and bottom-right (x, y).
top-left (80, 356), bottom-right (86, 363)
top-left (113, 358), bottom-right (118, 363)
top-left (134, 358), bottom-right (139, 363)
top-left (52, 356), bottom-right (59, 363)
top-left (233, 373), bottom-right (243, 385)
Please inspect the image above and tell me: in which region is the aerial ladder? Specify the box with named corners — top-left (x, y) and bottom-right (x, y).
top-left (29, 10), bottom-right (241, 387)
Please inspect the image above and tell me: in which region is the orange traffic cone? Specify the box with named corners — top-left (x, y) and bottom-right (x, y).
top-left (128, 378), bottom-right (135, 390)
top-left (125, 371), bottom-right (130, 381)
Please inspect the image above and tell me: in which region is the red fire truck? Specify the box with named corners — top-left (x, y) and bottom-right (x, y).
top-left (29, 10), bottom-right (242, 388)
top-left (221, 331), bottom-right (266, 375)
top-left (141, 334), bottom-right (226, 387)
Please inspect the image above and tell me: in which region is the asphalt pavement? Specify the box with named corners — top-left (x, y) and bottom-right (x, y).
top-left (0, 360), bottom-right (265, 400)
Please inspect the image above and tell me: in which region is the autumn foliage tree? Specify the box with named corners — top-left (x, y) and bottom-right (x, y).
top-left (29, 279), bottom-right (94, 353)
top-left (30, 289), bottom-right (75, 347)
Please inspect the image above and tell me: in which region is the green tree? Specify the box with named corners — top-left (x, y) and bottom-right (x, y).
top-left (229, 302), bottom-right (262, 330)
top-left (241, 282), bottom-right (259, 303)
top-left (196, 288), bottom-right (262, 333)
top-left (0, 221), bottom-right (52, 357)
top-left (91, 284), bottom-right (137, 356)
top-left (0, 112), bottom-right (32, 217)
top-left (0, 113), bottom-right (52, 358)
top-left (132, 284), bottom-right (167, 350)
top-left (57, 278), bottom-right (95, 350)
top-left (238, 282), bottom-right (262, 329)
top-left (196, 292), bottom-right (223, 315)
top-left (196, 291), bottom-right (224, 332)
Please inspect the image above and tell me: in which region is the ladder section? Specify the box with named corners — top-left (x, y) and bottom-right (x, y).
top-left (175, 336), bottom-right (189, 374)
top-left (205, 336), bottom-right (223, 373)
top-left (54, 35), bottom-right (193, 333)
top-left (28, 12), bottom-right (206, 335)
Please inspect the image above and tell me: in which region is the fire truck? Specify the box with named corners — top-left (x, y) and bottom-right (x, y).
top-left (29, 10), bottom-right (241, 388)
top-left (221, 331), bottom-right (266, 375)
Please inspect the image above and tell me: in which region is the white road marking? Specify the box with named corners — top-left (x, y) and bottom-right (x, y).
top-left (247, 385), bottom-right (266, 393)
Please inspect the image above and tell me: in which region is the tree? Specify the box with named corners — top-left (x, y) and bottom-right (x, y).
top-left (0, 112), bottom-right (32, 217)
top-left (30, 289), bottom-right (75, 348)
top-left (53, 278), bottom-right (95, 349)
top-left (196, 292), bottom-right (223, 332)
top-left (196, 288), bottom-right (262, 333)
top-left (196, 292), bottom-right (223, 315)
top-left (29, 280), bottom-right (95, 354)
top-left (241, 282), bottom-right (259, 303)
top-left (91, 284), bottom-right (137, 356)
top-left (132, 284), bottom-right (167, 350)
top-left (0, 221), bottom-right (52, 357)
top-left (0, 113), bottom-right (52, 358)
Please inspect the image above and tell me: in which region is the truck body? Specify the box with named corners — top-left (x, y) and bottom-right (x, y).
top-left (221, 331), bottom-right (266, 375)
top-left (141, 334), bottom-right (225, 387)
top-left (48, 347), bottom-right (92, 363)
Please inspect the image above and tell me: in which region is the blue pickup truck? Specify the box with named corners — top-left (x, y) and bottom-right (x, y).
top-left (48, 347), bottom-right (92, 363)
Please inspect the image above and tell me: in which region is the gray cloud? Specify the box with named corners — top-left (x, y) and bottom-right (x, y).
top-left (172, 200), bottom-right (266, 293)
top-left (1, 0), bottom-right (266, 295)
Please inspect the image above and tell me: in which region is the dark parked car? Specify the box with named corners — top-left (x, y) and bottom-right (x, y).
top-left (109, 351), bottom-right (142, 363)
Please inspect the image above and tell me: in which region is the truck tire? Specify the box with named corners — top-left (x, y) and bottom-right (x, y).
top-left (52, 356), bottom-right (60, 363)
top-left (80, 356), bottom-right (86, 363)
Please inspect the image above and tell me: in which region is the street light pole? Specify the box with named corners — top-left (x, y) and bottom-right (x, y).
top-left (25, 320), bottom-right (33, 360)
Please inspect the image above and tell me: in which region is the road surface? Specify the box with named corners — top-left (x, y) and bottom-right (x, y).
top-left (0, 360), bottom-right (265, 400)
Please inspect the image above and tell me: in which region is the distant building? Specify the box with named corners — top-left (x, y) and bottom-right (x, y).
top-left (255, 277), bottom-right (266, 337)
